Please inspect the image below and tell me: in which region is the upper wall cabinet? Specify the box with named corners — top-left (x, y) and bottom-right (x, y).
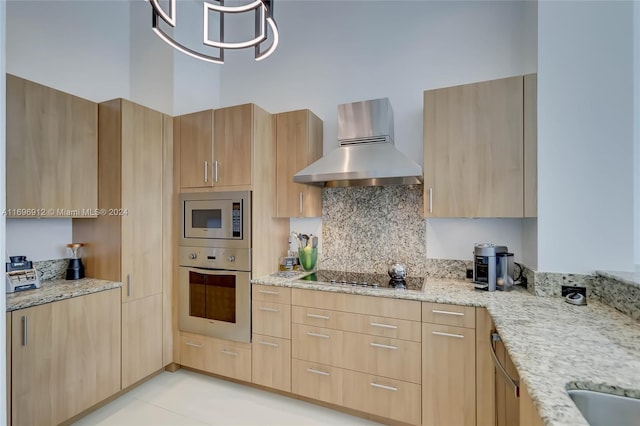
top-left (523, 74), bottom-right (537, 218)
top-left (423, 76), bottom-right (534, 218)
top-left (6, 74), bottom-right (98, 217)
top-left (275, 109), bottom-right (323, 218)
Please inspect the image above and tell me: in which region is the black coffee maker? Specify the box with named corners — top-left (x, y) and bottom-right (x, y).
top-left (66, 243), bottom-right (85, 280)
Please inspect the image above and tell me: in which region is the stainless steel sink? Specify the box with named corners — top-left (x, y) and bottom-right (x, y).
top-left (567, 389), bottom-right (640, 426)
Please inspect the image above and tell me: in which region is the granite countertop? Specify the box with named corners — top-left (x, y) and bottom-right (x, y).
top-left (252, 272), bottom-right (640, 426)
top-left (6, 278), bottom-right (122, 312)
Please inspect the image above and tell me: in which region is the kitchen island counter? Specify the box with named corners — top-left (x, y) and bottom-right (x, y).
top-left (252, 272), bottom-right (640, 426)
top-left (6, 277), bottom-right (122, 312)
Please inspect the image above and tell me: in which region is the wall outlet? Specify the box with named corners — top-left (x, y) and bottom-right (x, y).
top-left (466, 268), bottom-right (474, 279)
top-left (561, 285), bottom-right (586, 297)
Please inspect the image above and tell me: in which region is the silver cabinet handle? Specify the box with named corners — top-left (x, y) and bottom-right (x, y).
top-left (185, 341), bottom-right (203, 348)
top-left (22, 315), bottom-right (28, 346)
top-left (490, 333), bottom-right (520, 398)
top-left (428, 187), bottom-right (433, 213)
top-left (306, 332), bottom-right (330, 339)
top-left (307, 313), bottom-right (330, 320)
top-left (214, 160), bottom-right (219, 183)
top-left (306, 368), bottom-right (330, 376)
top-left (299, 192), bottom-right (303, 214)
top-left (370, 382), bottom-right (398, 392)
top-left (258, 341), bottom-right (280, 348)
top-left (432, 331), bottom-right (464, 339)
top-left (258, 289), bottom-right (279, 295)
top-left (127, 274), bottom-right (131, 297)
top-left (204, 161), bottom-right (208, 183)
top-left (370, 322), bottom-right (398, 329)
top-left (432, 309), bottom-right (464, 316)
top-left (370, 342), bottom-right (398, 350)
top-left (221, 349), bottom-right (239, 356)
top-left (259, 307), bottom-right (280, 313)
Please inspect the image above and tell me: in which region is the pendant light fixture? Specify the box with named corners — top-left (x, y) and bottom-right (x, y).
top-left (150, 0), bottom-right (279, 64)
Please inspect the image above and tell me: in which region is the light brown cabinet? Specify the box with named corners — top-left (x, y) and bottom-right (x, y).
top-left (5, 74), bottom-right (97, 217)
top-left (422, 302), bottom-right (477, 426)
top-left (178, 331), bottom-right (252, 382)
top-left (10, 289), bottom-right (121, 426)
top-left (275, 109), bottom-right (323, 218)
top-left (423, 76), bottom-right (527, 218)
top-left (523, 73), bottom-right (538, 218)
top-left (520, 382), bottom-right (544, 426)
top-left (73, 98), bottom-right (173, 389)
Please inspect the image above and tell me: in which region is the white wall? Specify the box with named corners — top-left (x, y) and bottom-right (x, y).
top-left (5, 219), bottom-right (72, 261)
top-left (538, 1), bottom-right (635, 273)
top-left (635, 0), bottom-right (640, 266)
top-left (1, 0), bottom-right (7, 419)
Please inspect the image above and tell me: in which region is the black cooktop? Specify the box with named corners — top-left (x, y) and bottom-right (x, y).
top-left (301, 269), bottom-right (424, 291)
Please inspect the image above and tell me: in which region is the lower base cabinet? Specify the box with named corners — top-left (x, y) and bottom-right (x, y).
top-left (292, 359), bottom-right (342, 406)
top-left (179, 332), bottom-right (252, 383)
top-left (252, 335), bottom-right (291, 392)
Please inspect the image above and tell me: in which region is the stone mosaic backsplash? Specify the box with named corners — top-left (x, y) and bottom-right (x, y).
top-left (33, 259), bottom-right (68, 281)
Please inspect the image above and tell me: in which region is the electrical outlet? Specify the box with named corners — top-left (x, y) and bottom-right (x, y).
top-left (466, 268), bottom-right (474, 279)
top-left (561, 285), bottom-right (586, 297)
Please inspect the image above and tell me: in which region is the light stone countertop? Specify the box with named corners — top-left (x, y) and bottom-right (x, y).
top-left (6, 278), bottom-right (122, 312)
top-left (252, 272), bottom-right (640, 426)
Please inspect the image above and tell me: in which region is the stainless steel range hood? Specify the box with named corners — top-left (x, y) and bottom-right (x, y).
top-left (293, 98), bottom-right (423, 187)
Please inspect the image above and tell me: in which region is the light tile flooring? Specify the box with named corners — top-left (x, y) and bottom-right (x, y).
top-left (73, 369), bottom-right (381, 425)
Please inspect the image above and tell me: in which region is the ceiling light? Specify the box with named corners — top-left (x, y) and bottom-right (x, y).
top-left (149, 0), bottom-right (279, 64)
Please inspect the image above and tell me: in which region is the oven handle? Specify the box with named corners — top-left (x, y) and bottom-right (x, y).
top-left (183, 266), bottom-right (250, 274)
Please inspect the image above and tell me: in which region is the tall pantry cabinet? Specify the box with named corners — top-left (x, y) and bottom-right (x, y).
top-left (73, 98), bottom-right (174, 388)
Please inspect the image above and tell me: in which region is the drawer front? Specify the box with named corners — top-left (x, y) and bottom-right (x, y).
top-left (179, 334), bottom-right (205, 370)
top-left (422, 302), bottom-right (476, 328)
top-left (292, 306), bottom-right (421, 342)
top-left (292, 324), bottom-right (342, 365)
top-left (342, 369), bottom-right (421, 426)
top-left (253, 284), bottom-right (291, 304)
top-left (292, 359), bottom-right (342, 406)
top-left (252, 334), bottom-right (291, 392)
top-left (252, 300), bottom-right (291, 339)
top-left (342, 331), bottom-right (421, 383)
top-left (205, 341), bottom-right (252, 382)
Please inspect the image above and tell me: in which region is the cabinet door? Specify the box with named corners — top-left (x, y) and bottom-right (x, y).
top-left (6, 74), bottom-right (97, 217)
top-left (524, 73), bottom-right (538, 218)
top-left (178, 110), bottom-right (214, 189)
top-left (275, 110), bottom-right (323, 217)
top-left (214, 104), bottom-right (253, 187)
top-left (252, 335), bottom-right (291, 392)
top-left (121, 100), bottom-right (164, 302)
top-left (122, 294), bottom-right (164, 389)
top-left (422, 323), bottom-right (476, 426)
top-left (424, 76), bottom-right (524, 218)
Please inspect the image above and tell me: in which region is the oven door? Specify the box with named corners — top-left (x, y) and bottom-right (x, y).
top-left (179, 267), bottom-right (251, 343)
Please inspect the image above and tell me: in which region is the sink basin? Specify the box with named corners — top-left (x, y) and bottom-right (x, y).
top-left (567, 389), bottom-right (640, 426)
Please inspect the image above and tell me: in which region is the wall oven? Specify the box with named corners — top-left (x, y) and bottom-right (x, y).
top-left (178, 191), bottom-right (252, 343)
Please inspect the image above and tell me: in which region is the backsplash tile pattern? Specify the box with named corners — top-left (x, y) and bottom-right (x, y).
top-left (34, 259), bottom-right (68, 281)
top-left (530, 272), bottom-right (595, 297)
top-left (321, 185), bottom-right (426, 277)
top-left (592, 273), bottom-right (640, 321)
top-left (425, 259), bottom-right (471, 280)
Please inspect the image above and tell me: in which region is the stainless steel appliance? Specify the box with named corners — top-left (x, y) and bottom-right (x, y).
top-left (6, 255), bottom-right (41, 293)
top-left (472, 243), bottom-right (508, 291)
top-left (178, 191), bottom-right (252, 343)
top-left (300, 270), bottom-right (424, 291)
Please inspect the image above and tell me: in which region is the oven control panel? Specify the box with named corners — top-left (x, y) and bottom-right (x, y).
top-left (178, 246), bottom-right (251, 272)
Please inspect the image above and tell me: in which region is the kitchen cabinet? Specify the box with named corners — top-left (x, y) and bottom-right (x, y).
top-left (520, 382), bottom-right (544, 426)
top-left (178, 331), bottom-right (252, 382)
top-left (275, 109), bottom-right (323, 218)
top-left (177, 110), bottom-right (214, 189)
top-left (423, 76), bottom-right (525, 218)
top-left (5, 313), bottom-right (10, 426)
top-left (11, 289), bottom-right (121, 426)
top-left (524, 73), bottom-right (538, 217)
top-left (5, 74), bottom-right (97, 217)
top-left (73, 98), bottom-right (173, 389)
top-left (422, 302), bottom-right (476, 426)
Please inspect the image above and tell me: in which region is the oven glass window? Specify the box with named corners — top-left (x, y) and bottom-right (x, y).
top-left (192, 209), bottom-right (222, 229)
top-left (188, 271), bottom-right (236, 323)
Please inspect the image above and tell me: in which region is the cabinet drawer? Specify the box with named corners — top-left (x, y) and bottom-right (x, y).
top-left (179, 333), bottom-right (206, 370)
top-left (205, 341), bottom-right (252, 382)
top-left (292, 324), bottom-right (342, 365)
top-left (252, 335), bottom-right (291, 392)
top-left (292, 359), bottom-right (342, 406)
top-left (342, 331), bottom-right (421, 384)
top-left (253, 284), bottom-right (291, 304)
top-left (292, 306), bottom-right (421, 342)
top-left (252, 300), bottom-right (291, 339)
top-left (292, 289), bottom-right (421, 321)
top-left (422, 302), bottom-right (476, 328)
top-left (342, 369), bottom-right (421, 426)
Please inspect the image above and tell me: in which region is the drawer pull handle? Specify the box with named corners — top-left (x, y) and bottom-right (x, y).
top-left (432, 309), bottom-right (464, 316)
top-left (259, 307), bottom-right (280, 313)
top-left (307, 313), bottom-right (330, 320)
top-left (258, 341), bottom-right (280, 348)
top-left (306, 368), bottom-right (330, 376)
top-left (307, 332), bottom-right (330, 339)
top-left (370, 322), bottom-right (398, 329)
top-left (258, 290), bottom-right (279, 295)
top-left (221, 349), bottom-right (239, 356)
top-left (370, 342), bottom-right (398, 350)
top-left (370, 382), bottom-right (398, 392)
top-left (185, 341), bottom-right (203, 348)
top-left (432, 331), bottom-right (464, 339)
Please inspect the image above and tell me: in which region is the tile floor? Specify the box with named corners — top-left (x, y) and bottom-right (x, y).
top-left (73, 369), bottom-right (381, 425)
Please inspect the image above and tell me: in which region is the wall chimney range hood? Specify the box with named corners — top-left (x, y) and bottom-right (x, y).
top-left (293, 98), bottom-right (423, 187)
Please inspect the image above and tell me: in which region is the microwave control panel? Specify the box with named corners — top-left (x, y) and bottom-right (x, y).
top-left (232, 202), bottom-right (241, 237)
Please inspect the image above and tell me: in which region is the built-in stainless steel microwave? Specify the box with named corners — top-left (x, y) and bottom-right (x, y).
top-left (179, 191), bottom-right (251, 249)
